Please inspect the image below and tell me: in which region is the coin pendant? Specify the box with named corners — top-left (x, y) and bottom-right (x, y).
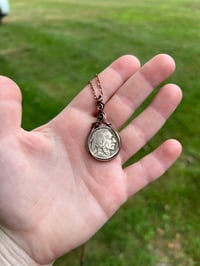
top-left (88, 125), bottom-right (121, 161)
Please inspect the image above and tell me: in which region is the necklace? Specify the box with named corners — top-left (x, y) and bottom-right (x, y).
top-left (87, 74), bottom-right (121, 161)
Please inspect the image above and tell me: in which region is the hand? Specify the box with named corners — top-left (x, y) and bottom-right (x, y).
top-left (0, 54), bottom-right (182, 264)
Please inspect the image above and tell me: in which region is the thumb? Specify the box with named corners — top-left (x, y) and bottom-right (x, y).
top-left (0, 76), bottom-right (22, 136)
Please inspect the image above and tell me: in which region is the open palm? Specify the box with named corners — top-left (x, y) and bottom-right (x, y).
top-left (0, 54), bottom-right (182, 265)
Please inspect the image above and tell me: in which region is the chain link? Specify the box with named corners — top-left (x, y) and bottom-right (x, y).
top-left (88, 74), bottom-right (103, 102)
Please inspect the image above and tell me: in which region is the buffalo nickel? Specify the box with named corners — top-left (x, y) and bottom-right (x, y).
top-left (88, 125), bottom-right (120, 161)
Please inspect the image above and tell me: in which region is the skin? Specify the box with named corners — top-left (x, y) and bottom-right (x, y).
top-left (0, 54), bottom-right (182, 265)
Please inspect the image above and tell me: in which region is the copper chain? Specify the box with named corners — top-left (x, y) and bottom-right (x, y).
top-left (88, 74), bottom-right (103, 102)
top-left (79, 244), bottom-right (85, 266)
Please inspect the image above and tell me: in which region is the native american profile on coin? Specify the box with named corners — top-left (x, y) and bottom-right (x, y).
top-left (88, 126), bottom-right (120, 160)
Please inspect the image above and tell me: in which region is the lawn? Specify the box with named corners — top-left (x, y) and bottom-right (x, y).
top-left (0, 0), bottom-right (200, 265)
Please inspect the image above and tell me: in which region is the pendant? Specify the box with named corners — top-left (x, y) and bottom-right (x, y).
top-left (88, 124), bottom-right (121, 161)
top-left (87, 96), bottom-right (121, 161)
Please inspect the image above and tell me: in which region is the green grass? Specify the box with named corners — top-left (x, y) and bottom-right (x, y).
top-left (0, 0), bottom-right (200, 265)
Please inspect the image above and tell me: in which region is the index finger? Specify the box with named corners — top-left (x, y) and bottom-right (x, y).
top-left (69, 55), bottom-right (141, 113)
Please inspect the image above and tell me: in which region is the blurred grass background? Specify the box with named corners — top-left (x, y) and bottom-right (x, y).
top-left (0, 0), bottom-right (200, 265)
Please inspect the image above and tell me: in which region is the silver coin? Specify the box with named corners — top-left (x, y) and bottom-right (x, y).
top-left (88, 125), bottom-right (121, 161)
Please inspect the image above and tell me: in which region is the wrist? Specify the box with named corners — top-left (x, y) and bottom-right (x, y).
top-left (0, 227), bottom-right (52, 266)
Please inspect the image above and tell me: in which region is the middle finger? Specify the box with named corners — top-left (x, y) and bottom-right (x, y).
top-left (104, 54), bottom-right (176, 129)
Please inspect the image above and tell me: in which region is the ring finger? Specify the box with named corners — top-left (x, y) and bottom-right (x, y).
top-left (120, 83), bottom-right (182, 163)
